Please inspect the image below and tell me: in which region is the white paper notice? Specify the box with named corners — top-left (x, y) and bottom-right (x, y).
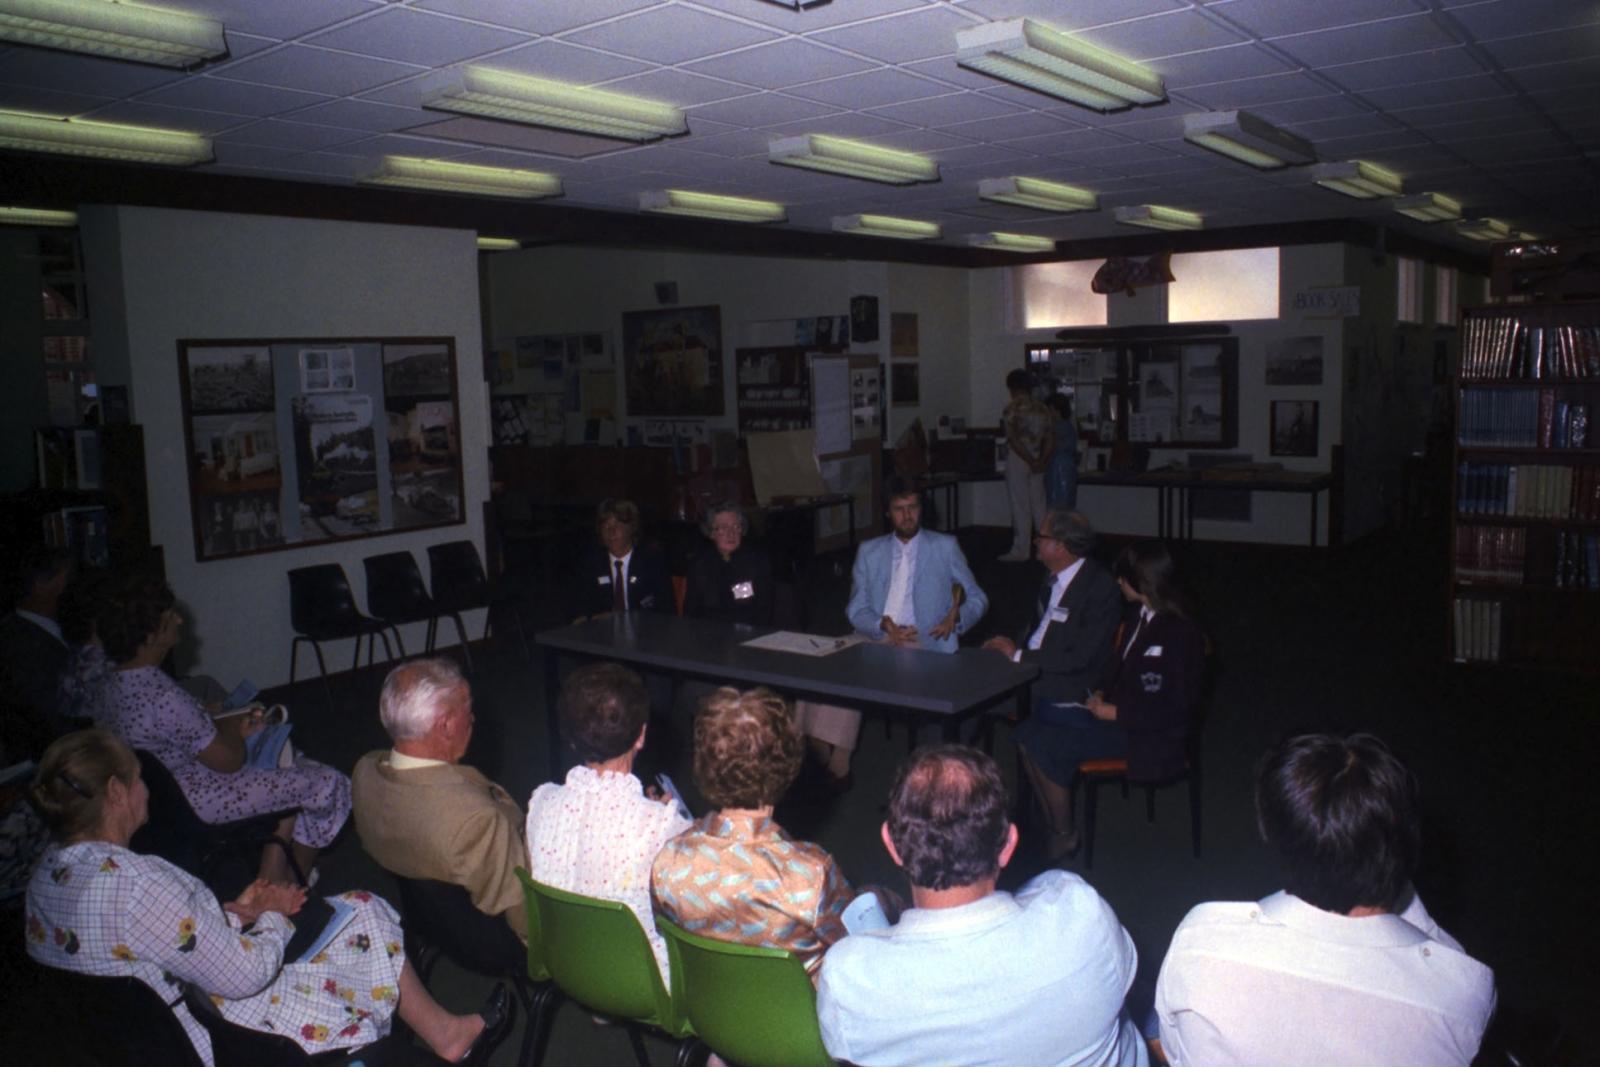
top-left (812, 357), bottom-right (851, 456)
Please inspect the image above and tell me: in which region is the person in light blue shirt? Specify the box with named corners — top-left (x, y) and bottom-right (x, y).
top-left (816, 745), bottom-right (1147, 1067)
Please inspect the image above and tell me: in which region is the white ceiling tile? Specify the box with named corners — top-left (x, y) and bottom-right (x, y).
top-left (866, 128), bottom-right (972, 152)
top-left (403, 116), bottom-right (636, 158)
top-left (1270, 14), bottom-right (1460, 65)
top-left (215, 119), bottom-right (366, 151)
top-left (468, 41), bottom-right (652, 84)
top-left (137, 76), bottom-right (331, 117)
top-left (1321, 48), bottom-right (1487, 92)
top-left (1313, 128), bottom-right (1431, 156)
top-left (77, 100), bottom-right (247, 135)
top-left (410, 0), bottom-right (660, 35)
top-left (785, 69), bottom-right (952, 109)
top-left (278, 151), bottom-right (372, 179)
top-left (1510, 57), bottom-right (1600, 92)
top-left (598, 69), bottom-right (753, 107)
top-left (214, 45), bottom-right (423, 97)
top-left (339, 131), bottom-right (495, 160)
top-left (199, 0), bottom-right (380, 41)
top-left (672, 128), bottom-right (774, 159)
top-left (1178, 72), bottom-right (1340, 109)
top-left (1482, 27), bottom-right (1600, 69)
top-left (1154, 44), bottom-right (1293, 88)
top-left (867, 92), bottom-right (1023, 128)
top-left (1206, 0), bottom-right (1426, 38)
top-left (0, 84), bottom-right (115, 118)
top-left (1446, 0), bottom-right (1600, 40)
top-left (1077, 9), bottom-right (1250, 59)
top-left (0, 49), bottom-right (184, 97)
top-left (765, 111), bottom-right (918, 139)
top-left (940, 111), bottom-right (1078, 142)
top-left (1287, 113), bottom-right (1397, 140)
top-left (1386, 97), bottom-right (1532, 128)
top-left (687, 92), bottom-right (842, 128)
top-left (1360, 73), bottom-right (1506, 108)
top-left (217, 33), bottom-right (280, 61)
top-left (683, 39), bottom-right (875, 90)
top-left (811, 7), bottom-right (981, 64)
top-left (564, 7), bottom-right (780, 66)
top-left (208, 140), bottom-right (309, 170)
top-left (303, 7), bottom-right (531, 66)
top-left (289, 98), bottom-right (428, 133)
top-left (957, 0), bottom-right (1186, 30)
top-left (691, 0), bottom-right (932, 31)
top-left (899, 54), bottom-right (1008, 92)
top-left (1002, 127), bottom-right (1142, 156)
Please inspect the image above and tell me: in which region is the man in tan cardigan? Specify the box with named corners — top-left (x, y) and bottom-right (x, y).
top-left (353, 658), bottom-right (528, 939)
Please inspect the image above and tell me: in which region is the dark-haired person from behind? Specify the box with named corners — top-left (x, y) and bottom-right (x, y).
top-left (0, 545), bottom-right (73, 761)
top-left (568, 498), bottom-right (672, 622)
top-left (1154, 733), bottom-right (1495, 1066)
top-left (818, 745), bottom-right (1145, 1067)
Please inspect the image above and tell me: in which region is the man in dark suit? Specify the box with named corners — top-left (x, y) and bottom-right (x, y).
top-left (0, 547), bottom-right (73, 762)
top-left (567, 498), bottom-right (673, 622)
top-left (983, 509), bottom-right (1121, 857)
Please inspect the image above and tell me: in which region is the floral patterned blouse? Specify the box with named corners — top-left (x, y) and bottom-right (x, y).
top-left (650, 811), bottom-right (852, 976)
top-left (526, 766), bottom-right (691, 984)
top-left (25, 840), bottom-right (406, 1066)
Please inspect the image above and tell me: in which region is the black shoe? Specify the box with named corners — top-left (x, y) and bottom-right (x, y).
top-left (458, 982), bottom-right (511, 1065)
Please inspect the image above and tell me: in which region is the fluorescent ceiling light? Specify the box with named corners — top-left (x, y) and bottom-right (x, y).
top-left (640, 189), bottom-right (786, 224)
top-left (833, 214), bottom-right (941, 241)
top-left (0, 0), bottom-right (225, 68)
top-left (978, 176), bottom-right (1098, 213)
top-left (1311, 159), bottom-right (1403, 199)
top-left (1183, 110), bottom-right (1315, 169)
top-left (0, 109), bottom-right (211, 164)
top-left (476, 236), bottom-right (521, 251)
top-left (426, 68), bottom-right (686, 142)
top-left (1114, 204), bottom-right (1203, 232)
top-left (0, 205), bottom-right (78, 227)
top-left (1457, 217), bottom-right (1511, 242)
top-left (769, 134), bottom-right (938, 185)
top-left (970, 232), bottom-right (1056, 253)
top-left (956, 18), bottom-right (1165, 112)
top-left (361, 157), bottom-right (563, 200)
top-left (1393, 192), bottom-right (1462, 223)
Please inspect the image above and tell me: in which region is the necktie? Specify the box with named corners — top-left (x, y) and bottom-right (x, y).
top-left (613, 559), bottom-right (625, 613)
top-left (1037, 578), bottom-right (1055, 622)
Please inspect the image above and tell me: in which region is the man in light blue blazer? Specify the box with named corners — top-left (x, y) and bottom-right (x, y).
top-left (847, 477), bottom-right (988, 652)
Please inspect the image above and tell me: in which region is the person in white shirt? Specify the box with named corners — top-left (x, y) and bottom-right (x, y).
top-left (1155, 732), bottom-right (1496, 1067)
top-left (526, 662), bottom-right (689, 983)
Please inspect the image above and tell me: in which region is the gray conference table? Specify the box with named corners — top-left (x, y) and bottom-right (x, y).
top-left (534, 613), bottom-right (1039, 780)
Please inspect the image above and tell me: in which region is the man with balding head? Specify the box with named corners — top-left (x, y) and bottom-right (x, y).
top-left (352, 658), bottom-right (527, 939)
top-left (817, 746), bottom-right (1146, 1067)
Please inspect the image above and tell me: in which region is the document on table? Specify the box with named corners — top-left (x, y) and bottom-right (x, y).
top-left (741, 631), bottom-right (868, 656)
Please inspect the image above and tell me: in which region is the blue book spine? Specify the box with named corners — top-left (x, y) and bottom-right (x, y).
top-left (1585, 535), bottom-right (1598, 591)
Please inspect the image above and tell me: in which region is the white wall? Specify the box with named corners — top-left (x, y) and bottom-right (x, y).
top-left (965, 243), bottom-right (1351, 545)
top-left (96, 207), bottom-right (488, 686)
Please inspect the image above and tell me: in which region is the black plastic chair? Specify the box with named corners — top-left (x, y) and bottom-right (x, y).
top-left (21, 963), bottom-right (204, 1066)
top-left (128, 749), bottom-right (302, 900)
top-left (396, 875), bottom-right (560, 1067)
top-left (426, 539), bottom-right (530, 658)
top-left (363, 551), bottom-right (473, 673)
top-left (182, 983), bottom-right (427, 1065)
top-left (288, 563), bottom-right (395, 707)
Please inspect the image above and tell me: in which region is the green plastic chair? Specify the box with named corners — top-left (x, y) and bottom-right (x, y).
top-left (521, 871), bottom-right (699, 1067)
top-left (657, 918), bottom-right (838, 1067)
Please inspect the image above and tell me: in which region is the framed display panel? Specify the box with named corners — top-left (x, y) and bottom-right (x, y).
top-left (178, 337), bottom-right (465, 562)
top-left (622, 305), bottom-right (724, 417)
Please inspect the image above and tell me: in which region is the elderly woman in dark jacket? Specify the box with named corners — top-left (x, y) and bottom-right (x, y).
top-left (681, 501), bottom-right (774, 626)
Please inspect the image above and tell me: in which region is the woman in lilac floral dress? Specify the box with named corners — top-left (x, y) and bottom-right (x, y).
top-left (96, 575), bottom-right (349, 884)
top-left (25, 730), bottom-right (502, 1065)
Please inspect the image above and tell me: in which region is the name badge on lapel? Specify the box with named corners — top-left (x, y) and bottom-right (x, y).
top-left (731, 581), bottom-right (755, 601)
top-left (1144, 645), bottom-right (1164, 657)
top-left (1048, 607), bottom-right (1071, 624)
top-left (597, 575), bottom-right (611, 585)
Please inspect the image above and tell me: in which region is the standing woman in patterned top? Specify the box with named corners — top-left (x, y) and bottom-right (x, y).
top-left (94, 573), bottom-right (350, 885)
top-left (651, 687), bottom-right (858, 980)
top-left (24, 729), bottom-right (504, 1065)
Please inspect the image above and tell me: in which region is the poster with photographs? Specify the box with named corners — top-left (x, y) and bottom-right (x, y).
top-left (623, 305), bottom-right (724, 417)
top-left (851, 365), bottom-right (880, 441)
top-left (180, 337), bottom-right (464, 561)
top-left (1266, 335), bottom-right (1324, 385)
top-left (1180, 345), bottom-right (1226, 442)
top-left (1129, 341), bottom-right (1238, 448)
top-left (1270, 400), bottom-right (1319, 457)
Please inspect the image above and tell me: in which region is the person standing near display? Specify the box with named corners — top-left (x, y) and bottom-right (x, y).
top-left (1045, 393), bottom-right (1079, 510)
top-left (1000, 369), bottom-right (1054, 562)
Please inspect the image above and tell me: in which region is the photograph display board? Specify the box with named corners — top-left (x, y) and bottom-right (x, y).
top-left (179, 337), bottom-right (464, 561)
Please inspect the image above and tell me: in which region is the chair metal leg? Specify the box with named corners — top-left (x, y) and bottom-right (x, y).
top-left (309, 640), bottom-right (332, 710)
top-left (446, 612), bottom-right (474, 674)
top-left (289, 638), bottom-right (300, 689)
top-left (674, 1037), bottom-right (710, 1067)
top-left (424, 617), bottom-right (438, 654)
top-left (519, 984), bottom-right (561, 1067)
top-left (625, 1025), bottom-right (652, 1067)
top-left (1083, 778), bottom-right (1099, 869)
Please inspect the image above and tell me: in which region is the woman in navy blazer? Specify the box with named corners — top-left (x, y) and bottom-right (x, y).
top-left (1017, 540), bottom-right (1205, 859)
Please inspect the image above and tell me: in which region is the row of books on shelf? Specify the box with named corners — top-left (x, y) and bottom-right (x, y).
top-left (1457, 389), bottom-right (1590, 448)
top-left (1451, 598), bottom-right (1502, 663)
top-left (1461, 317), bottom-right (1600, 380)
top-left (1455, 462), bottom-right (1600, 519)
top-left (1454, 525), bottom-right (1600, 589)
top-left (42, 505), bottom-right (110, 569)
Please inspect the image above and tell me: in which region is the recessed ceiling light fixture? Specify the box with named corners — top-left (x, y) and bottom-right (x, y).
top-left (1457, 217), bottom-right (1511, 242)
top-left (361, 157), bottom-right (564, 200)
top-left (476, 236), bottom-right (521, 251)
top-left (769, 134), bottom-right (939, 185)
top-left (1392, 192), bottom-right (1462, 223)
top-left (426, 68), bottom-right (687, 142)
top-left (978, 176), bottom-right (1098, 213)
top-left (1113, 204), bottom-right (1203, 232)
top-left (0, 0), bottom-right (226, 68)
top-left (0, 205), bottom-right (78, 227)
top-left (969, 232), bottom-right (1056, 253)
top-left (1311, 159), bottom-right (1403, 199)
top-left (955, 18), bottom-right (1165, 112)
top-left (0, 109), bottom-right (211, 164)
top-left (833, 214), bottom-right (941, 240)
top-left (1183, 110), bottom-right (1315, 169)
top-left (640, 189), bottom-right (787, 224)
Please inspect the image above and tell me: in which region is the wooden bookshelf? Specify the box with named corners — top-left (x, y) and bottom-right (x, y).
top-left (1451, 303), bottom-right (1600, 669)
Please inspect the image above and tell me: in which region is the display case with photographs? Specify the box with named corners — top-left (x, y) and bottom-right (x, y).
top-left (178, 337), bottom-right (464, 561)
